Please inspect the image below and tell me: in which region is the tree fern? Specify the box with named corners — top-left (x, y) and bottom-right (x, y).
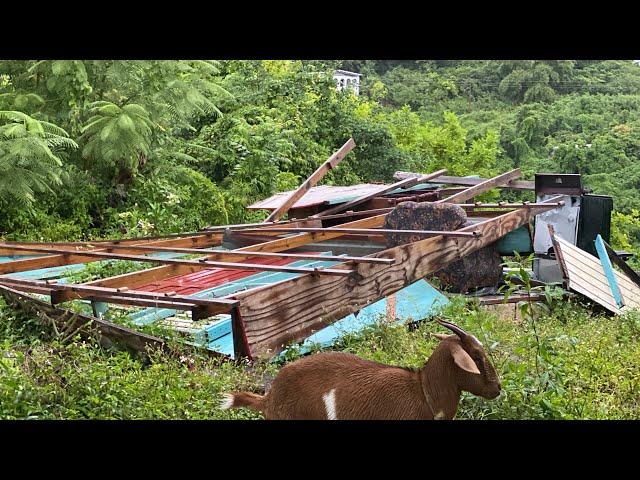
top-left (0, 110), bottom-right (77, 206)
top-left (79, 101), bottom-right (154, 179)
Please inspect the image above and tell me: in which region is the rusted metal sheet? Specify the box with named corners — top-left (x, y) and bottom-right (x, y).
top-left (248, 184), bottom-right (389, 211)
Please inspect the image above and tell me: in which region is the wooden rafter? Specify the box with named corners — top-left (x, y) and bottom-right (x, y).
top-left (230, 227), bottom-right (482, 237)
top-left (0, 244), bottom-right (354, 277)
top-left (435, 169), bottom-right (522, 204)
top-left (0, 284), bottom-right (171, 354)
top-left (264, 138), bottom-right (356, 222)
top-left (22, 244), bottom-right (395, 265)
top-left (0, 234), bottom-right (222, 274)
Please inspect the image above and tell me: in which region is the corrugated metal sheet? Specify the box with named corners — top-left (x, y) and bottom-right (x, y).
top-left (248, 184), bottom-right (388, 210)
top-left (136, 256), bottom-right (311, 295)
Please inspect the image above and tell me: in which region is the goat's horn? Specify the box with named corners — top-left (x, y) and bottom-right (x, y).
top-left (436, 319), bottom-right (469, 340)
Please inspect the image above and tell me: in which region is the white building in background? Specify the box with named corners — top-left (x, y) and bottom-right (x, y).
top-left (333, 70), bottom-right (361, 95)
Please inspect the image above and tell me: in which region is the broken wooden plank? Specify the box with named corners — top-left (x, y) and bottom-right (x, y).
top-left (313, 169), bottom-right (447, 218)
top-left (264, 138), bottom-right (356, 222)
top-left (0, 284), bottom-right (168, 353)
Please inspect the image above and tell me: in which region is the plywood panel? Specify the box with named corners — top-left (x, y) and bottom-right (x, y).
top-left (554, 236), bottom-right (640, 314)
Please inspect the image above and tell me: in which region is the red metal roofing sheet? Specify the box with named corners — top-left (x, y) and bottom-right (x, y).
top-left (137, 255), bottom-right (320, 295)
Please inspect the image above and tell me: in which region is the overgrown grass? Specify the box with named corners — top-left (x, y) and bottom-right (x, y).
top-left (1, 293), bottom-right (639, 419)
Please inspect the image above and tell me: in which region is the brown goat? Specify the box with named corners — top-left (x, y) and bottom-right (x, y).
top-left (220, 319), bottom-right (501, 420)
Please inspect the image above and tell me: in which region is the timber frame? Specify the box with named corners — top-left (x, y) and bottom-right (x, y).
top-left (0, 139), bottom-right (565, 359)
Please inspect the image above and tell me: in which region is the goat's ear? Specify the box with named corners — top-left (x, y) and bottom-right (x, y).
top-left (431, 333), bottom-right (450, 341)
top-left (451, 342), bottom-right (481, 375)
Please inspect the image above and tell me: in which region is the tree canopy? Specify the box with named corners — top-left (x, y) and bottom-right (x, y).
top-left (0, 59), bottom-right (638, 259)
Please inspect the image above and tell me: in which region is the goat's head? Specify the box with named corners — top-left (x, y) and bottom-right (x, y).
top-left (432, 319), bottom-right (501, 399)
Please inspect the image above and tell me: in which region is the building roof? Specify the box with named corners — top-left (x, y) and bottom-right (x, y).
top-left (333, 69), bottom-right (362, 77)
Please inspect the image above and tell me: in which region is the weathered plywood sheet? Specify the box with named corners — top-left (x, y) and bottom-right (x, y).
top-left (554, 236), bottom-right (640, 314)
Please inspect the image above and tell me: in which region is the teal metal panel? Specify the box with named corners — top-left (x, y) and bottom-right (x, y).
top-left (496, 225), bottom-right (533, 255)
top-left (279, 279), bottom-right (449, 357)
top-left (198, 278), bottom-right (449, 359)
top-left (0, 255), bottom-right (44, 263)
top-left (91, 301), bottom-right (109, 318)
top-left (595, 234), bottom-right (624, 308)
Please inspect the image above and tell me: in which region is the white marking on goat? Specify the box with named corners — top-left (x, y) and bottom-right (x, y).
top-left (322, 389), bottom-right (338, 420)
top-left (219, 393), bottom-right (234, 410)
top-left (434, 410), bottom-right (446, 420)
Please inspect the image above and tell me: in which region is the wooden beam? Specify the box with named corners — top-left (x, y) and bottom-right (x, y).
top-left (0, 244), bottom-right (354, 277)
top-left (204, 218), bottom-right (320, 232)
top-left (394, 171), bottom-right (535, 191)
top-left (0, 278), bottom-right (238, 318)
top-left (231, 227), bottom-right (481, 237)
top-left (63, 244), bottom-right (395, 265)
top-left (232, 203), bottom-right (558, 358)
top-left (435, 169), bottom-right (522, 204)
top-left (0, 276), bottom-right (238, 311)
top-left (0, 234), bottom-right (221, 274)
top-left (313, 169), bottom-right (447, 218)
top-left (548, 225), bottom-right (570, 286)
top-left (264, 138), bottom-right (356, 222)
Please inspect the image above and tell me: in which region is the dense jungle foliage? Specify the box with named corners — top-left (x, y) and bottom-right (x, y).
top-left (1, 60), bottom-right (639, 256)
top-left (1, 60), bottom-right (639, 419)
